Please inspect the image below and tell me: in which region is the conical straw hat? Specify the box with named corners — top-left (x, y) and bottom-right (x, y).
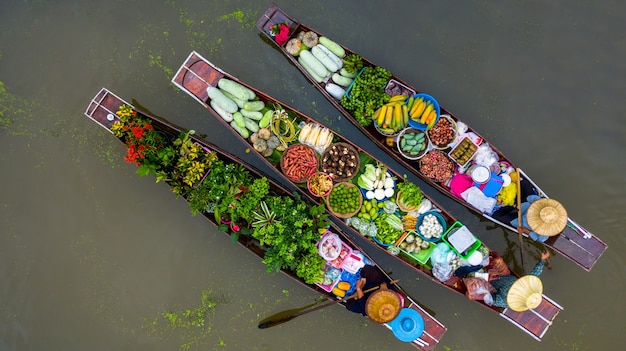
top-left (365, 288), bottom-right (402, 323)
top-left (527, 198), bottom-right (568, 236)
top-left (507, 275), bottom-right (543, 312)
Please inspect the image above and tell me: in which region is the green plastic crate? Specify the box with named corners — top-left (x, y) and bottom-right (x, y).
top-left (442, 221), bottom-right (481, 260)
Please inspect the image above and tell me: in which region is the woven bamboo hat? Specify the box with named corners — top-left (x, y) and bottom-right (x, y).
top-left (365, 287), bottom-right (402, 323)
top-left (527, 198), bottom-right (568, 236)
top-left (507, 275), bottom-right (543, 312)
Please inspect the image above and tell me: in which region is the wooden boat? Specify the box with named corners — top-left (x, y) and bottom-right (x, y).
top-left (84, 87), bottom-right (446, 350)
top-left (171, 51), bottom-right (562, 341)
top-left (255, 4), bottom-right (607, 272)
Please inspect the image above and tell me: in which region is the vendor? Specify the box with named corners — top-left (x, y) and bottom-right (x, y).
top-left (487, 251), bottom-right (550, 309)
top-left (345, 264), bottom-right (397, 316)
top-left (492, 176), bottom-right (568, 242)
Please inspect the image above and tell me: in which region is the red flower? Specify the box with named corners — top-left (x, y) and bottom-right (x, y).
top-left (131, 126), bottom-right (144, 139)
top-left (275, 24), bottom-right (290, 46)
top-left (144, 123), bottom-right (153, 130)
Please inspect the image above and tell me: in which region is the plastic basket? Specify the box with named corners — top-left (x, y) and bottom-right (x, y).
top-left (344, 67), bottom-right (366, 100)
top-left (416, 211), bottom-right (447, 242)
top-left (442, 222), bottom-right (482, 260)
top-left (401, 241), bottom-right (436, 265)
top-left (407, 93), bottom-right (440, 130)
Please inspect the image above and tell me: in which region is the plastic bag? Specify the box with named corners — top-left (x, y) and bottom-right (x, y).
top-left (461, 186), bottom-right (497, 213)
top-left (430, 243), bottom-right (452, 266)
top-left (433, 263), bottom-right (453, 282)
top-left (473, 143), bottom-right (498, 168)
top-left (463, 277), bottom-right (496, 300)
top-left (382, 200), bottom-right (398, 214)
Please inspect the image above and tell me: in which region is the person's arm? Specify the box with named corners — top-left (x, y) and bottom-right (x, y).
top-left (529, 251), bottom-right (550, 277)
top-left (355, 278), bottom-right (366, 299)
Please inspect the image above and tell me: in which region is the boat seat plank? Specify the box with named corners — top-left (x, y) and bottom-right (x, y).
top-left (502, 296), bottom-right (562, 340)
top-left (549, 229), bottom-right (603, 271)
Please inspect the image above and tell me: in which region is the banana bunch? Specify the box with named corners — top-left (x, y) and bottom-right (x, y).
top-left (298, 122), bottom-right (334, 153)
top-left (373, 95), bottom-right (409, 134)
top-left (407, 96), bottom-right (437, 129)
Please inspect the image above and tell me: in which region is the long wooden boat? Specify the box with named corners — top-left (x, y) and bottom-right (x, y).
top-left (255, 4), bottom-right (607, 272)
top-left (171, 51), bottom-right (563, 341)
top-left (84, 87), bottom-right (446, 350)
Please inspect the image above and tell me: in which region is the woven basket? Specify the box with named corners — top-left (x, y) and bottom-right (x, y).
top-left (325, 182), bottom-right (363, 219)
top-left (280, 144), bottom-right (319, 183)
top-left (396, 191), bottom-right (418, 213)
top-left (320, 142), bottom-right (360, 183)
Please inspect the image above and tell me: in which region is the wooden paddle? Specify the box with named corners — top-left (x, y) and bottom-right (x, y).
top-left (516, 169), bottom-right (552, 271)
top-left (258, 280), bottom-right (399, 329)
top-left (516, 168), bottom-right (526, 274)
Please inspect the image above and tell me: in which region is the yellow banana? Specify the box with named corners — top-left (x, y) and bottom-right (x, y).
top-left (389, 95), bottom-right (406, 103)
top-left (383, 104), bottom-right (394, 127)
top-left (401, 104), bottom-right (409, 128)
top-left (392, 103), bottom-right (402, 130)
top-left (377, 105), bottom-right (388, 126)
top-left (406, 96), bottom-right (415, 111)
top-left (411, 98), bottom-right (426, 118)
top-left (420, 103), bottom-right (433, 123)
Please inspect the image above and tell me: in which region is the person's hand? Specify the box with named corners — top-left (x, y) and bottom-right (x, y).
top-left (541, 250), bottom-right (550, 260)
top-left (518, 226), bottom-right (530, 234)
top-left (356, 278), bottom-right (366, 291)
top-left (355, 278), bottom-right (366, 299)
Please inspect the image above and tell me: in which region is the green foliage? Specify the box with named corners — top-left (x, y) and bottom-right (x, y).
top-left (396, 179), bottom-right (424, 208)
top-left (340, 66), bottom-right (392, 126)
top-left (232, 177), bottom-right (269, 222)
top-left (142, 290), bottom-right (218, 351)
top-left (251, 195), bottom-right (329, 283)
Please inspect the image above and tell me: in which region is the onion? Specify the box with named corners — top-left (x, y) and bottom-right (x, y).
top-left (374, 188), bottom-right (385, 200)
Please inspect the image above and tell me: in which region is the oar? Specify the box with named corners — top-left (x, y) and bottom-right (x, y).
top-left (516, 168), bottom-right (526, 274)
top-left (258, 280), bottom-right (399, 329)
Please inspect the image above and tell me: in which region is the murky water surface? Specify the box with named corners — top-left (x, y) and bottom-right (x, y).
top-left (1, 1), bottom-right (624, 350)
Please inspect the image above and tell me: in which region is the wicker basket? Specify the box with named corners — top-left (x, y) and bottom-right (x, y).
top-left (325, 182), bottom-right (363, 219)
top-left (396, 191), bottom-right (418, 212)
top-left (280, 144), bottom-right (319, 183)
top-left (320, 142), bottom-right (360, 183)
top-left (428, 114), bottom-right (458, 150)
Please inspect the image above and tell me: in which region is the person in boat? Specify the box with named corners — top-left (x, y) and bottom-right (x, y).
top-left (486, 250), bottom-right (551, 309)
top-left (345, 264), bottom-right (397, 316)
top-left (492, 175), bottom-right (568, 242)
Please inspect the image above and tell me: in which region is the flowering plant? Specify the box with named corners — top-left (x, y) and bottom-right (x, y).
top-left (269, 22), bottom-right (291, 46)
top-left (111, 105), bottom-right (171, 175)
top-left (172, 130), bottom-right (217, 187)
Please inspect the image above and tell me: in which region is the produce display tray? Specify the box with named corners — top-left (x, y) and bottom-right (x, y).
top-left (344, 67), bottom-right (366, 100)
top-left (315, 263), bottom-right (343, 292)
top-left (385, 79), bottom-right (416, 98)
top-left (442, 221), bottom-right (482, 260)
top-left (398, 240), bottom-right (436, 265)
top-left (448, 136), bottom-right (479, 167)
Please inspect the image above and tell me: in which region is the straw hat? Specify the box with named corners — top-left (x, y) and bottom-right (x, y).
top-left (365, 288), bottom-right (402, 323)
top-left (390, 308), bottom-right (425, 342)
top-left (527, 198), bottom-right (568, 236)
top-left (507, 275), bottom-right (543, 312)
